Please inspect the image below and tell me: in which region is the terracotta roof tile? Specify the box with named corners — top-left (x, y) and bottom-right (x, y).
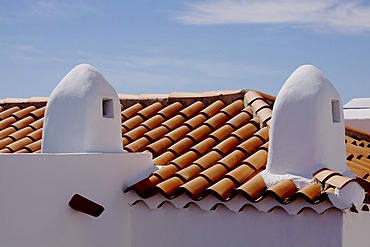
top-left (0, 147), bottom-right (12, 153)
top-left (0, 137), bottom-right (13, 149)
top-left (245, 90), bottom-right (264, 104)
top-left (295, 182), bottom-right (322, 202)
top-left (180, 176), bottom-right (211, 197)
top-left (325, 175), bottom-right (355, 189)
top-left (347, 160), bottom-right (370, 179)
top-left (145, 137), bottom-right (174, 157)
top-left (136, 102), bottom-right (163, 119)
top-left (203, 113), bottom-right (229, 130)
top-left (29, 106), bottom-right (45, 119)
top-left (9, 127), bottom-right (34, 141)
top-left (141, 115), bottom-right (165, 130)
top-left (0, 117), bottom-right (17, 130)
top-left (176, 164), bottom-right (202, 181)
top-left (194, 151), bottom-right (223, 169)
top-left (267, 180), bottom-right (297, 202)
top-left (200, 163), bottom-right (228, 183)
top-left (122, 115), bottom-right (145, 133)
top-left (153, 164), bottom-right (180, 181)
top-left (12, 116), bottom-right (35, 130)
top-left (213, 136), bottom-right (240, 156)
top-left (257, 108), bottom-right (272, 124)
top-left (170, 151), bottom-right (199, 169)
top-left (124, 137), bottom-right (150, 152)
top-left (29, 118), bottom-right (43, 130)
top-left (232, 121), bottom-right (259, 141)
top-left (218, 150), bottom-right (247, 170)
top-left (2, 90), bottom-right (370, 213)
top-left (6, 137), bottom-right (33, 152)
top-left (0, 106), bottom-right (20, 120)
top-left (220, 99), bottom-right (244, 117)
top-left (209, 125), bottom-right (235, 142)
top-left (121, 103), bottom-right (143, 121)
top-left (352, 159), bottom-right (370, 179)
top-left (152, 150), bottom-right (176, 166)
top-left (242, 149), bottom-right (268, 170)
top-left (187, 125), bottom-right (213, 142)
top-left (226, 164), bottom-right (256, 184)
top-left (28, 128), bottom-right (42, 141)
top-left (12, 106), bottom-right (37, 120)
top-left (168, 137), bottom-right (195, 156)
top-left (184, 115), bottom-right (207, 130)
top-left (18, 139), bottom-right (41, 153)
top-left (0, 127), bottom-right (17, 140)
top-left (191, 138), bottom-right (218, 156)
top-left (161, 115), bottom-right (186, 130)
top-left (123, 126), bottom-right (148, 142)
top-left (250, 99), bottom-right (270, 113)
top-left (156, 177), bottom-right (184, 196)
top-left (165, 126), bottom-right (191, 143)
top-left (145, 126), bottom-right (169, 141)
top-left (314, 169), bottom-right (342, 183)
top-left (157, 102), bottom-right (183, 118)
top-left (237, 135), bottom-right (267, 155)
top-left (199, 100), bottom-right (225, 118)
top-left (207, 178), bottom-right (236, 200)
top-left (178, 101), bottom-right (205, 119)
top-left (236, 174), bottom-right (266, 200)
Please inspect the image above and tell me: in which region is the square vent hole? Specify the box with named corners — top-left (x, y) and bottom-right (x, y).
top-left (102, 98), bottom-right (114, 118)
top-left (331, 99), bottom-right (340, 123)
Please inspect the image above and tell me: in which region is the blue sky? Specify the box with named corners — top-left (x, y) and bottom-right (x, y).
top-left (1, 0), bottom-right (370, 103)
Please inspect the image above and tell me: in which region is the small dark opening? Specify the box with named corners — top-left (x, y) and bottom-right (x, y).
top-left (102, 98), bottom-right (114, 118)
top-left (331, 99), bottom-right (340, 123)
top-left (69, 194), bottom-right (105, 217)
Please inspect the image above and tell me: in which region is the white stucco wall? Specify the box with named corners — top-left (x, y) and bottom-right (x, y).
top-left (343, 210), bottom-right (370, 247)
top-left (0, 153), bottom-right (156, 247)
top-left (131, 202), bottom-right (344, 247)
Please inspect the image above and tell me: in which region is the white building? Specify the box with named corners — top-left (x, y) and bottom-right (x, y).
top-left (0, 64), bottom-right (369, 247)
top-left (344, 98), bottom-right (370, 133)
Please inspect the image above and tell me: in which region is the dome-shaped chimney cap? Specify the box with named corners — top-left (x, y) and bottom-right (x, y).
top-left (42, 64), bottom-right (123, 153)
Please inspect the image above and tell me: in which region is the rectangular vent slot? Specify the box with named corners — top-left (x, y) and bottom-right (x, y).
top-left (102, 98), bottom-right (114, 118)
top-left (332, 99), bottom-right (340, 123)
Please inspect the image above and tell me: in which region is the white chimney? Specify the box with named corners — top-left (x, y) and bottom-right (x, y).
top-left (42, 64), bottom-right (123, 153)
top-left (262, 65), bottom-right (364, 209)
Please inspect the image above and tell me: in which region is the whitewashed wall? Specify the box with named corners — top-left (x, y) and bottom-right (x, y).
top-left (131, 202), bottom-right (343, 247)
top-left (343, 210), bottom-right (370, 247)
top-left (0, 153), bottom-right (155, 247)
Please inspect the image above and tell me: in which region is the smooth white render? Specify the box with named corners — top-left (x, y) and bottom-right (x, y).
top-left (343, 98), bottom-right (370, 133)
top-left (131, 202), bottom-right (344, 247)
top-left (344, 209), bottom-right (370, 247)
top-left (262, 65), bottom-right (364, 209)
top-left (344, 98), bottom-right (370, 109)
top-left (0, 153), bottom-right (157, 247)
top-left (328, 182), bottom-right (365, 209)
top-left (266, 65), bottom-right (347, 177)
top-left (42, 64), bottom-right (123, 153)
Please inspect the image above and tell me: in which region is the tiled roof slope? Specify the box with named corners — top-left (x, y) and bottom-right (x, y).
top-left (1, 90), bottom-right (370, 213)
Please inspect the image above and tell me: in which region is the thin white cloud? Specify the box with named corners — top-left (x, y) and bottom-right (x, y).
top-left (0, 0), bottom-right (99, 23)
top-left (1, 41), bottom-right (279, 78)
top-left (174, 0), bottom-right (370, 33)
top-left (30, 0), bottom-right (98, 18)
top-left (14, 45), bottom-right (41, 53)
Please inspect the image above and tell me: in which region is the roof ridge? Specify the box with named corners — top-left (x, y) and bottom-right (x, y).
top-left (119, 90), bottom-right (247, 108)
top-left (346, 126), bottom-right (370, 142)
